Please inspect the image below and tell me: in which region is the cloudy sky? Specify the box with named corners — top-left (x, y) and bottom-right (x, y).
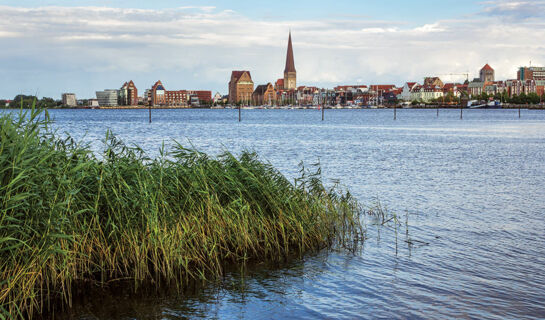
top-left (1, 0), bottom-right (544, 99)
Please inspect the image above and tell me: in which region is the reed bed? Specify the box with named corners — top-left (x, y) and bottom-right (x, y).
top-left (0, 107), bottom-right (363, 319)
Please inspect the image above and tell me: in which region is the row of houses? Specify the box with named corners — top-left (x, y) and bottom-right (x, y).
top-left (95, 80), bottom-right (212, 107)
top-left (229, 62), bottom-right (545, 106)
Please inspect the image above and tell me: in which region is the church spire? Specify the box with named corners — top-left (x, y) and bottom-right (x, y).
top-left (284, 32), bottom-right (296, 73)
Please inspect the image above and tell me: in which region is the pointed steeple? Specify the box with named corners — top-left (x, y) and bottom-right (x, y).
top-left (284, 32), bottom-right (296, 73)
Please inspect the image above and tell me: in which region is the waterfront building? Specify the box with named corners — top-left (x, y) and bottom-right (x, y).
top-left (518, 66), bottom-right (545, 81)
top-left (61, 93), bottom-right (77, 107)
top-left (424, 77), bottom-right (444, 88)
top-left (443, 83), bottom-right (467, 98)
top-left (504, 79), bottom-right (538, 97)
top-left (296, 86), bottom-right (320, 105)
top-left (334, 85), bottom-right (368, 105)
top-left (228, 71), bottom-right (254, 104)
top-left (88, 99), bottom-right (99, 107)
top-left (150, 81), bottom-right (167, 106)
top-left (119, 80), bottom-right (138, 106)
top-left (187, 90), bottom-right (212, 104)
top-left (283, 32), bottom-right (297, 91)
top-left (480, 64), bottom-right (495, 82)
top-left (468, 81), bottom-right (485, 97)
top-left (411, 85), bottom-right (444, 102)
top-left (400, 82), bottom-right (418, 101)
top-left (275, 79), bottom-right (285, 91)
top-left (370, 85), bottom-right (396, 93)
top-left (149, 80), bottom-right (189, 107)
top-left (252, 83), bottom-right (276, 105)
top-left (213, 92), bottom-right (222, 103)
top-left (96, 90), bottom-right (119, 106)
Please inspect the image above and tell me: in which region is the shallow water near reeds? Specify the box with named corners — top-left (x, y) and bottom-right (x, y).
top-left (16, 108), bottom-right (545, 319)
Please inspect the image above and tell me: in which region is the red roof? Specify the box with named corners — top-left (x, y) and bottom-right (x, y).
top-left (371, 84), bottom-right (396, 92)
top-left (231, 71), bottom-right (251, 82)
top-left (276, 78), bottom-right (284, 87)
top-left (481, 64), bottom-right (494, 71)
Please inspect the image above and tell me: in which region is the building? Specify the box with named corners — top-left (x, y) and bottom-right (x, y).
top-left (187, 90), bottom-right (212, 104)
top-left (149, 80), bottom-right (188, 106)
top-left (399, 82), bottom-right (418, 101)
top-left (275, 78), bottom-right (285, 91)
top-left (443, 83), bottom-right (468, 98)
top-left (119, 80), bottom-right (138, 106)
top-left (424, 77), bottom-right (444, 88)
top-left (252, 83), bottom-right (276, 105)
top-left (150, 81), bottom-right (167, 106)
top-left (283, 32), bottom-right (296, 91)
top-left (62, 93), bottom-right (77, 107)
top-left (518, 66), bottom-right (545, 81)
top-left (480, 64), bottom-right (495, 82)
top-left (334, 85), bottom-right (368, 105)
top-left (88, 99), bottom-right (99, 107)
top-left (468, 81), bottom-right (485, 97)
top-left (410, 85), bottom-right (444, 102)
top-left (228, 71), bottom-right (254, 104)
top-left (96, 90), bottom-right (119, 106)
top-left (213, 92), bottom-right (222, 103)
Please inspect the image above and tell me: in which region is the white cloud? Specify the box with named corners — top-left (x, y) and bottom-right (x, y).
top-left (0, 3), bottom-right (544, 98)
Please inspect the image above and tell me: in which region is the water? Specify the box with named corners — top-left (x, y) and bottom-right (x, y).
top-left (30, 109), bottom-right (545, 319)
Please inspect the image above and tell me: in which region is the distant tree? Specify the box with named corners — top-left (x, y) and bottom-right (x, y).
top-left (527, 93), bottom-right (534, 104)
top-left (37, 97), bottom-right (57, 108)
top-left (500, 91), bottom-right (509, 103)
top-left (10, 95), bottom-right (37, 108)
top-left (478, 92), bottom-right (489, 101)
top-left (519, 93), bottom-right (528, 104)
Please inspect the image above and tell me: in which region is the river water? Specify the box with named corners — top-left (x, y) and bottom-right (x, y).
top-left (42, 108), bottom-right (545, 319)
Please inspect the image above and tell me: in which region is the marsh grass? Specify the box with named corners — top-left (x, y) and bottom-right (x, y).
top-left (0, 107), bottom-right (364, 318)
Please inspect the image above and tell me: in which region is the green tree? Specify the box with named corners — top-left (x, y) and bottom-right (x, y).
top-left (9, 95), bottom-right (38, 108)
top-left (37, 97), bottom-right (57, 108)
top-left (527, 93), bottom-right (540, 105)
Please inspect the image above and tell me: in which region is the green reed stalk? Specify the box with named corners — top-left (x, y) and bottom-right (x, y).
top-left (0, 106), bottom-right (363, 319)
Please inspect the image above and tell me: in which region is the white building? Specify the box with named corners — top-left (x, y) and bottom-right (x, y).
top-left (62, 93), bottom-right (77, 107)
top-left (399, 82), bottom-right (418, 101)
top-left (88, 99), bottom-right (99, 107)
top-left (213, 92), bottom-right (222, 103)
top-left (409, 85), bottom-right (444, 102)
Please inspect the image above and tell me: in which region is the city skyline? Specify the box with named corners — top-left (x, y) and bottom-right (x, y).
top-left (1, 0), bottom-right (544, 99)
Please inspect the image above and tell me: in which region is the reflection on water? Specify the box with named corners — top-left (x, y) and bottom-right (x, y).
top-left (30, 109), bottom-right (545, 319)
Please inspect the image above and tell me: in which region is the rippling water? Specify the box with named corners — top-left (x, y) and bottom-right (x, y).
top-left (19, 108), bottom-right (545, 319)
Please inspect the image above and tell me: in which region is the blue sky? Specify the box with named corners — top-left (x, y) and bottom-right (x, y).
top-left (1, 0), bottom-right (482, 22)
top-left (1, 0), bottom-right (544, 99)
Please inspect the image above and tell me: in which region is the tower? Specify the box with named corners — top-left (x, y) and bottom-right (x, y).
top-left (284, 32), bottom-right (296, 90)
top-left (480, 64), bottom-right (495, 82)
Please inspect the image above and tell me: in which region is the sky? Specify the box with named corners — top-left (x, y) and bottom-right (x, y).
top-left (1, 0), bottom-right (544, 99)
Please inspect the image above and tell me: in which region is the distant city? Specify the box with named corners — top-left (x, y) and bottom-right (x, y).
top-left (2, 32), bottom-right (544, 109)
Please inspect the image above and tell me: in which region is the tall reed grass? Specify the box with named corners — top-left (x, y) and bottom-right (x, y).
top-left (0, 107), bottom-right (363, 319)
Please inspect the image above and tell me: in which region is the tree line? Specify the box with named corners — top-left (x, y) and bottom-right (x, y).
top-left (0, 95), bottom-right (65, 109)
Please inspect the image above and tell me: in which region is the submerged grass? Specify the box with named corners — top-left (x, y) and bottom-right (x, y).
top-left (0, 107), bottom-right (364, 318)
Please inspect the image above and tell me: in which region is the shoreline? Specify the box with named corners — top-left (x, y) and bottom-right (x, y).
top-left (2, 105), bottom-right (544, 110)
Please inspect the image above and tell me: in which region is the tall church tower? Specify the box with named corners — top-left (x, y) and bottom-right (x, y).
top-left (284, 32), bottom-right (296, 90)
